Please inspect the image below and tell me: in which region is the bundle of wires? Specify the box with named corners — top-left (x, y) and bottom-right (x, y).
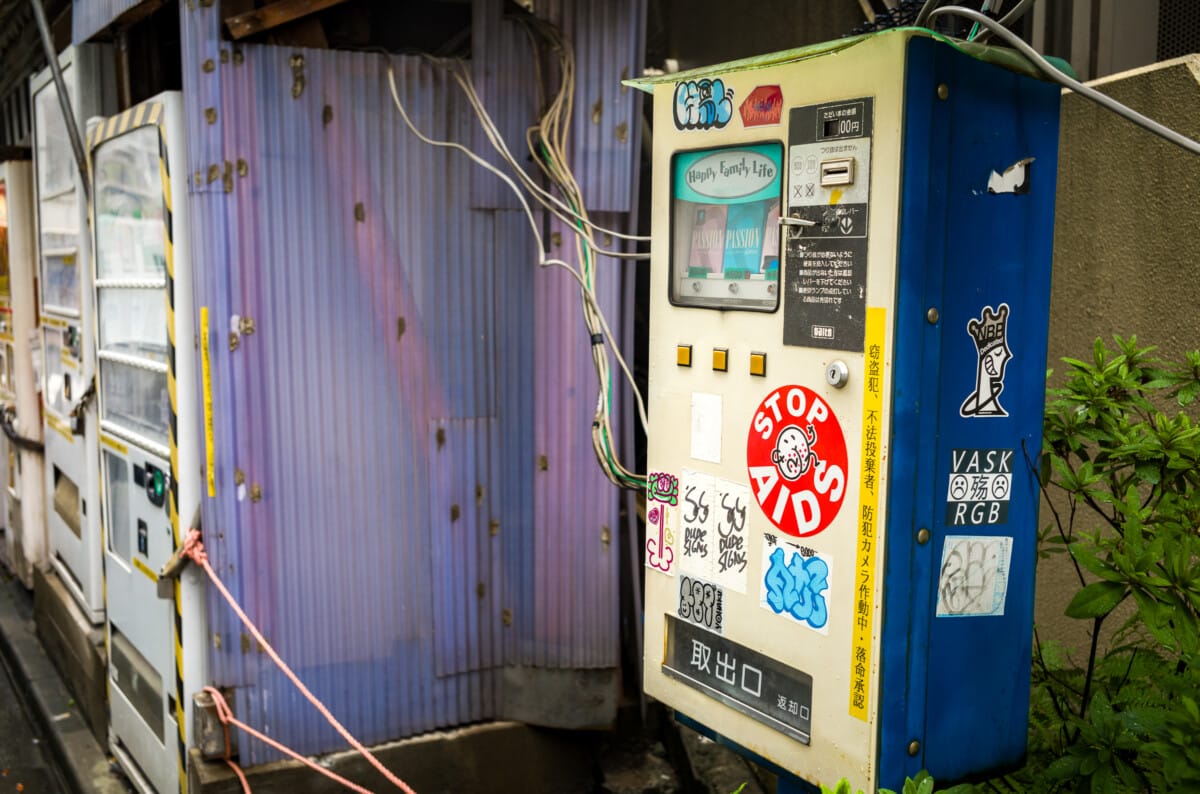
top-left (386, 14), bottom-right (649, 490)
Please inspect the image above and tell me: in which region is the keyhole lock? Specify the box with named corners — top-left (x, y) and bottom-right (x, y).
top-left (826, 360), bottom-right (849, 389)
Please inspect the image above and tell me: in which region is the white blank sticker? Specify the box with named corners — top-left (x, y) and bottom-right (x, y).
top-left (690, 392), bottom-right (722, 463)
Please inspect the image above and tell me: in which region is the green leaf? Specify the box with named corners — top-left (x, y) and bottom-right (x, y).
top-left (1065, 581), bottom-right (1127, 619)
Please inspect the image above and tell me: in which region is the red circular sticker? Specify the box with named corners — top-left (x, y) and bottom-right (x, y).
top-left (746, 384), bottom-right (848, 537)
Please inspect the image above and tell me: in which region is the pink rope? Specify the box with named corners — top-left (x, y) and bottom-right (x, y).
top-left (202, 686), bottom-right (251, 794)
top-left (183, 530), bottom-right (417, 794)
top-left (204, 687), bottom-right (373, 794)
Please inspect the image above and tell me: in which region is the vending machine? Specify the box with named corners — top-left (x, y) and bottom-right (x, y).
top-left (90, 92), bottom-right (204, 794)
top-left (634, 30), bottom-right (1059, 791)
top-left (0, 160), bottom-right (46, 586)
top-left (32, 45), bottom-right (116, 622)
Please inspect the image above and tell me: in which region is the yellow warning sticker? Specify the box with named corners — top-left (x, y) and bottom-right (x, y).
top-left (200, 306), bottom-right (216, 498)
top-left (849, 306), bottom-right (885, 721)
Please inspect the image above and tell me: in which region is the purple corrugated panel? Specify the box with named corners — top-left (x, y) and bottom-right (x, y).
top-left (71, 0), bottom-right (141, 44)
top-left (180, 0), bottom-right (643, 765)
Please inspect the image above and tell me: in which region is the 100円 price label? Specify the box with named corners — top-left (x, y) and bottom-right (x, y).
top-left (662, 615), bottom-right (813, 744)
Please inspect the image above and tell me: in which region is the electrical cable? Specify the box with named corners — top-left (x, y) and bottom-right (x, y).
top-left (971, 0), bottom-right (1035, 44)
top-left (928, 6), bottom-right (1200, 157)
top-left (914, 0), bottom-right (942, 28)
top-left (439, 57), bottom-right (651, 252)
top-left (386, 52), bottom-right (648, 488)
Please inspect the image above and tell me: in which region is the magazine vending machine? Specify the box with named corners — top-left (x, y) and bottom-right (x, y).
top-left (0, 160), bottom-right (46, 585)
top-left (90, 92), bottom-right (204, 794)
top-left (32, 45), bottom-right (116, 622)
top-left (634, 30), bottom-right (1060, 792)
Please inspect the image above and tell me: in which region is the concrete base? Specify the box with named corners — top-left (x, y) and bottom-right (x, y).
top-left (33, 565), bottom-right (107, 747)
top-left (189, 721), bottom-right (599, 794)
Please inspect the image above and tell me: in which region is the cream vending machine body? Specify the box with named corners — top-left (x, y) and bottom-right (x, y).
top-left (635, 30), bottom-right (1060, 792)
top-left (91, 91), bottom-right (205, 794)
top-left (32, 45), bottom-right (116, 622)
top-left (0, 160), bottom-right (47, 585)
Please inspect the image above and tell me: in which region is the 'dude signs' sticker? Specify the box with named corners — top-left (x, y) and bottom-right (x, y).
top-left (747, 385), bottom-right (847, 537)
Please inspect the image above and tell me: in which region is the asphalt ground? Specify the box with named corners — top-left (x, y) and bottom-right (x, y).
top-left (0, 571), bottom-right (67, 794)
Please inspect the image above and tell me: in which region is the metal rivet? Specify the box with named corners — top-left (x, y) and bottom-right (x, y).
top-left (232, 49), bottom-right (244, 65)
top-left (615, 121), bottom-right (628, 144)
top-left (908, 740), bottom-right (921, 756)
top-left (450, 504), bottom-right (460, 522)
top-left (489, 519), bottom-right (500, 537)
top-left (223, 160), bottom-right (233, 193)
top-left (228, 332), bottom-right (240, 352)
top-left (435, 427), bottom-right (445, 449)
top-left (397, 317), bottom-right (406, 339)
top-left (926, 307), bottom-right (940, 324)
top-left (354, 202), bottom-right (365, 222)
top-left (207, 164), bottom-right (220, 183)
top-left (601, 526), bottom-right (612, 547)
top-left (538, 455), bottom-right (549, 471)
top-left (476, 582), bottom-right (486, 599)
top-left (205, 108), bottom-right (218, 124)
top-left (250, 484), bottom-right (262, 503)
top-left (502, 608), bottom-right (513, 627)
top-left (323, 105), bottom-right (333, 127)
top-left (917, 528), bottom-right (931, 545)
top-left (220, 49), bottom-right (229, 64)
top-left (591, 98), bottom-right (603, 123)
top-left (237, 158), bottom-right (248, 178)
top-left (233, 469), bottom-right (245, 486)
top-left (476, 484), bottom-right (484, 505)
top-left (937, 83), bottom-right (949, 100)
top-left (202, 59), bottom-right (215, 73)
top-left (551, 231), bottom-right (562, 247)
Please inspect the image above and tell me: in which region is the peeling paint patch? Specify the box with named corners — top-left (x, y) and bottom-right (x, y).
top-left (987, 157), bottom-right (1034, 194)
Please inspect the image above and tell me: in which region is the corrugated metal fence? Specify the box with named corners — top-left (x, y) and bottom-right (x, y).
top-left (178, 0), bottom-right (644, 763)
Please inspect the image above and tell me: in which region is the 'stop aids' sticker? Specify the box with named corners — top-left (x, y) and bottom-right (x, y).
top-left (747, 385), bottom-right (847, 537)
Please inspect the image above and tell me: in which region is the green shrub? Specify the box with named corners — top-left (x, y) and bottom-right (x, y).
top-left (980, 337), bottom-right (1200, 792)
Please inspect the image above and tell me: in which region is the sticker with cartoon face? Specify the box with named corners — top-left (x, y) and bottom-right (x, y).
top-left (747, 385), bottom-right (848, 538)
top-left (772, 424), bottom-right (818, 481)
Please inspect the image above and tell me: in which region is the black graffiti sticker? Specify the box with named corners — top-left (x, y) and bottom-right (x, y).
top-left (678, 576), bottom-right (725, 634)
top-left (673, 78), bottom-right (734, 131)
top-left (678, 470), bottom-right (750, 593)
top-left (961, 303), bottom-right (1012, 418)
top-left (936, 535), bottom-right (1013, 617)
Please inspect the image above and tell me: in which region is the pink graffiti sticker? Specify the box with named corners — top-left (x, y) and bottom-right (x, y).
top-left (746, 385), bottom-right (848, 538)
top-left (646, 471), bottom-right (679, 575)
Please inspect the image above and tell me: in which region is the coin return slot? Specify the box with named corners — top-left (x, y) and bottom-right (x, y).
top-left (819, 157), bottom-right (855, 187)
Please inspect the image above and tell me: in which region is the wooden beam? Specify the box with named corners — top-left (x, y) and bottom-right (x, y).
top-left (224, 0), bottom-right (352, 41)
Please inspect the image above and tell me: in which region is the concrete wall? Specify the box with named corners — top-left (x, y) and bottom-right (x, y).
top-left (1037, 55), bottom-right (1200, 651)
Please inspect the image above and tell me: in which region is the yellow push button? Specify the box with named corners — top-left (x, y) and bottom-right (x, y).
top-left (749, 352), bottom-right (767, 377)
top-left (712, 348), bottom-right (729, 372)
top-left (676, 344), bottom-right (692, 367)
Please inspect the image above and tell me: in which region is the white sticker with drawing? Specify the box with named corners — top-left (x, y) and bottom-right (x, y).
top-left (936, 535), bottom-right (1013, 617)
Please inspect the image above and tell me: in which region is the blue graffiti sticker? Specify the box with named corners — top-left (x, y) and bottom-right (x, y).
top-left (673, 78), bottom-right (735, 131)
top-left (759, 534), bottom-right (831, 633)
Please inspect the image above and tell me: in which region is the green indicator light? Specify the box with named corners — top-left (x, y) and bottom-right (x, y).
top-left (152, 469), bottom-right (165, 504)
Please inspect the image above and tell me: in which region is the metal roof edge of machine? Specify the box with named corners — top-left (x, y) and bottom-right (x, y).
top-left (624, 27), bottom-right (1053, 94)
